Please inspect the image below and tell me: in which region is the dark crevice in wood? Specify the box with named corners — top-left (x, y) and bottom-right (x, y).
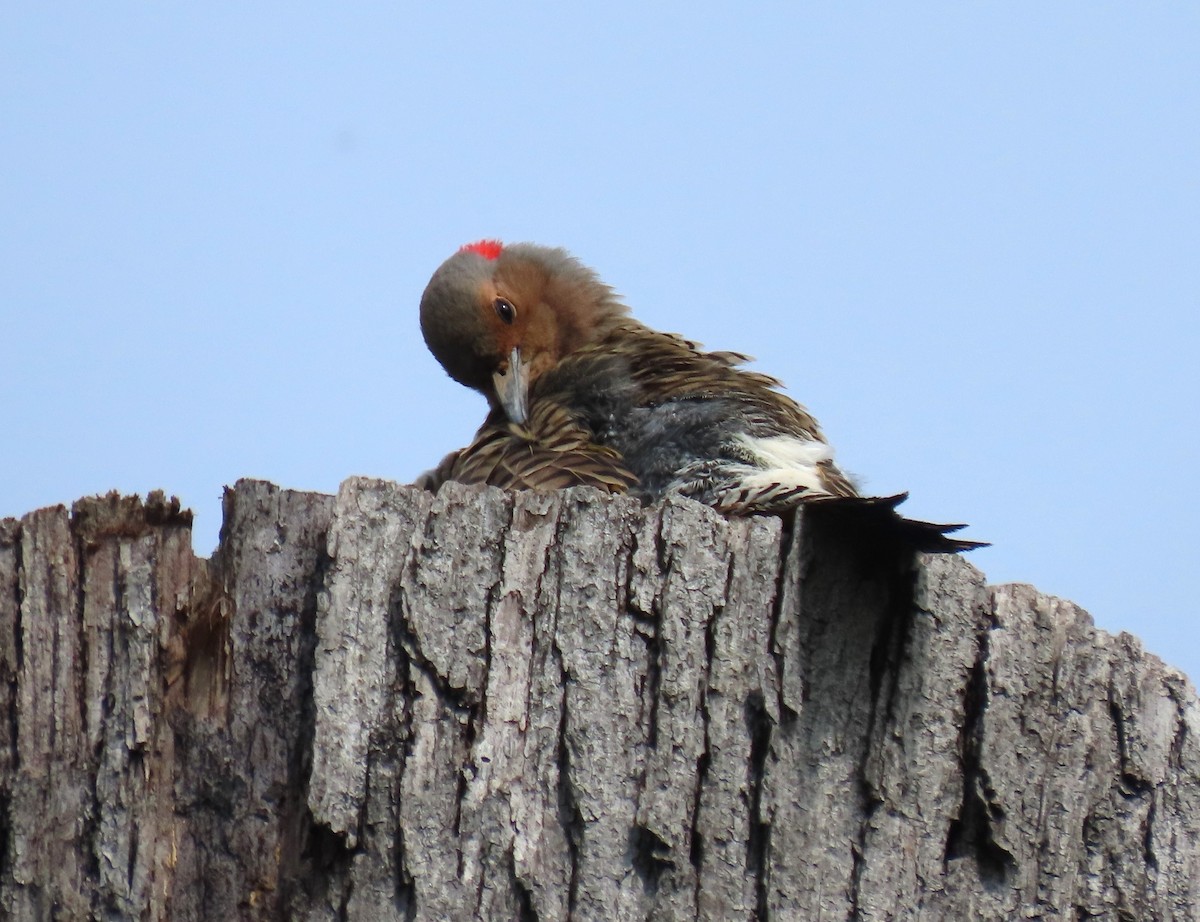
top-left (1109, 696), bottom-right (1152, 798)
top-left (744, 689), bottom-right (772, 921)
top-left (386, 580), bottom-right (418, 917)
top-left (643, 607), bottom-right (663, 750)
top-left (180, 569), bottom-right (232, 724)
top-left (479, 506), bottom-right (508, 734)
top-left (943, 619), bottom-right (1016, 889)
top-left (392, 609), bottom-right (475, 715)
top-left (279, 529), bottom-right (331, 915)
top-left (4, 521), bottom-right (22, 776)
top-left (643, 508), bottom-right (668, 750)
top-left (1167, 680), bottom-right (1191, 768)
top-left (689, 750), bottom-right (709, 879)
top-left (0, 790), bottom-right (11, 888)
top-left (299, 820), bottom-right (354, 916)
top-left (452, 733), bottom-right (470, 870)
top-left (0, 520), bottom-right (17, 916)
top-left (555, 675), bottom-right (582, 915)
top-left (126, 760), bottom-right (141, 892)
top-left (690, 569), bottom-right (722, 887)
top-left (767, 515), bottom-right (797, 721)
top-left (509, 847), bottom-right (539, 922)
top-left (1142, 794), bottom-right (1159, 873)
top-left (71, 516), bottom-right (103, 904)
top-left (630, 824), bottom-right (673, 894)
top-left (392, 823), bottom-right (417, 921)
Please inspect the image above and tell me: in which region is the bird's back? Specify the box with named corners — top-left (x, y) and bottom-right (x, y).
top-left (422, 321), bottom-right (858, 513)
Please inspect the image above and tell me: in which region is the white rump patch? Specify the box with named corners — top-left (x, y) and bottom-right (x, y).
top-left (731, 433), bottom-right (835, 496)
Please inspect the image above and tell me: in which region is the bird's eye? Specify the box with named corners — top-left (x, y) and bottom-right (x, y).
top-left (494, 297), bottom-right (517, 325)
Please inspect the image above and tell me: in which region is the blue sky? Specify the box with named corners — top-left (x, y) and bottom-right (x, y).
top-left (4, 6), bottom-right (1197, 680)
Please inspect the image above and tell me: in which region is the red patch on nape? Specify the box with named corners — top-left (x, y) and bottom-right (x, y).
top-left (459, 239), bottom-right (504, 260)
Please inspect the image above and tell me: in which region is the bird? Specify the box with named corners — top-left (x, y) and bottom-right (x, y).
top-left (417, 239), bottom-right (984, 552)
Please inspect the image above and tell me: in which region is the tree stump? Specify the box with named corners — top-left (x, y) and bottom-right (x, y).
top-left (0, 478), bottom-right (1195, 920)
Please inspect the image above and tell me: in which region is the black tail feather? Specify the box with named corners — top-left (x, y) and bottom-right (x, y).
top-left (808, 492), bottom-right (988, 554)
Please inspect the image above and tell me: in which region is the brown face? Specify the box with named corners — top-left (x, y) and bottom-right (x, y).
top-left (467, 267), bottom-right (552, 425)
top-left (420, 248), bottom-right (555, 424)
top-left (420, 242), bottom-right (627, 424)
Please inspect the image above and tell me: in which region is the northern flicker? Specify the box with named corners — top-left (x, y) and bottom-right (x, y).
top-left (418, 240), bottom-right (983, 551)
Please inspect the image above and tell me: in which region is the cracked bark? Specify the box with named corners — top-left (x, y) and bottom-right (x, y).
top-left (0, 479), bottom-right (1196, 921)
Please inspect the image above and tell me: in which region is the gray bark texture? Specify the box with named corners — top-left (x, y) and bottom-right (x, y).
top-left (0, 477), bottom-right (1196, 921)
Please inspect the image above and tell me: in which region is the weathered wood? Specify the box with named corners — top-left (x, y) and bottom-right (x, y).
top-left (0, 479), bottom-right (1195, 920)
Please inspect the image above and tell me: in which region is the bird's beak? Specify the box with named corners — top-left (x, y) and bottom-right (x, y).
top-left (493, 346), bottom-right (529, 425)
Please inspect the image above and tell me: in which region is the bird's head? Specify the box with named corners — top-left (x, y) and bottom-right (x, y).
top-left (420, 240), bottom-right (628, 424)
